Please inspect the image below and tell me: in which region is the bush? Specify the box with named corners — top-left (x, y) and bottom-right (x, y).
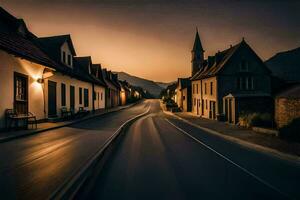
top-left (279, 118), bottom-right (300, 142)
top-left (239, 113), bottom-right (273, 128)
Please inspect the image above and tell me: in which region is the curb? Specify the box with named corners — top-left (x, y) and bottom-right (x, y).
top-left (48, 106), bottom-right (150, 200)
top-left (163, 109), bottom-right (300, 165)
top-left (0, 100), bottom-right (142, 143)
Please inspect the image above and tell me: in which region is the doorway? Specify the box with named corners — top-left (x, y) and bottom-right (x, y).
top-left (14, 72), bottom-right (28, 114)
top-left (70, 85), bottom-right (75, 111)
top-left (48, 80), bottom-right (57, 117)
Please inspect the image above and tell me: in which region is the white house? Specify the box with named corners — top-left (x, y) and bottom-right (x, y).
top-left (0, 7), bottom-right (107, 129)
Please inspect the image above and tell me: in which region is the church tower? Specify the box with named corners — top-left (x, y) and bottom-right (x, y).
top-left (191, 29), bottom-right (204, 76)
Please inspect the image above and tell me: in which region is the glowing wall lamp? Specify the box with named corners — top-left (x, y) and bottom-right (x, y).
top-left (37, 68), bottom-right (54, 83)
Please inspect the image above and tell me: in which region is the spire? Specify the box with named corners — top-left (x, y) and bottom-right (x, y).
top-left (192, 28), bottom-right (204, 52)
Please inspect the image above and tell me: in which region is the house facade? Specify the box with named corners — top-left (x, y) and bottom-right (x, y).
top-left (0, 7), bottom-right (111, 129)
top-left (190, 31), bottom-right (272, 123)
top-left (102, 69), bottom-right (120, 108)
top-left (176, 78), bottom-right (192, 112)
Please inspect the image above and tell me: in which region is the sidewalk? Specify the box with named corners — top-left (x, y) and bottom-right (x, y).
top-left (161, 103), bottom-right (300, 160)
top-left (0, 102), bottom-right (139, 143)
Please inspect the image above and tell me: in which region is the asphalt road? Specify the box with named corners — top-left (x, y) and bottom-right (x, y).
top-left (0, 100), bottom-right (150, 199)
top-left (88, 99), bottom-right (300, 200)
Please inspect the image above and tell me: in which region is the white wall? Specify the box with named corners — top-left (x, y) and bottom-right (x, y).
top-left (0, 50), bottom-right (45, 128)
top-left (60, 41), bottom-right (73, 67)
top-left (0, 49), bottom-right (106, 129)
top-left (45, 73), bottom-right (94, 117)
top-left (94, 85), bottom-right (105, 110)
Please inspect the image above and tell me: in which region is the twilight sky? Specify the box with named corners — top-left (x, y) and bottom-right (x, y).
top-left (1, 0), bottom-right (300, 82)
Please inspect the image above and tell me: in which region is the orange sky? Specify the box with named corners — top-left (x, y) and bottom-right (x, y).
top-left (1, 1), bottom-right (300, 82)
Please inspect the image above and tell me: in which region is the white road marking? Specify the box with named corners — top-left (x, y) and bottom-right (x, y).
top-left (165, 118), bottom-right (292, 200)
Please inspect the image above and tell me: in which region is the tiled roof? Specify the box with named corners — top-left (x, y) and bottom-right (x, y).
top-left (191, 41), bottom-right (243, 80)
top-left (0, 32), bottom-right (59, 69)
top-left (0, 7), bottom-right (58, 69)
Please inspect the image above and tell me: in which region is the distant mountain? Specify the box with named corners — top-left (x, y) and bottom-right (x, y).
top-left (155, 81), bottom-right (176, 89)
top-left (115, 72), bottom-right (171, 97)
top-left (265, 47), bottom-right (300, 82)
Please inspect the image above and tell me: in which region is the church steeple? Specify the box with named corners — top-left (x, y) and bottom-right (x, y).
top-left (191, 28), bottom-right (204, 76)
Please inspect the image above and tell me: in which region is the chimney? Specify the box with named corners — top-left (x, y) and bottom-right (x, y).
top-left (215, 51), bottom-right (222, 64)
top-left (207, 56), bottom-right (214, 68)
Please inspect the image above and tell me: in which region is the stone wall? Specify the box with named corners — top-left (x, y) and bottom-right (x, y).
top-left (275, 98), bottom-right (300, 128)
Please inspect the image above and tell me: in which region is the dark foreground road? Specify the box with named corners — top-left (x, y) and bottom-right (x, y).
top-left (88, 100), bottom-right (300, 200)
top-left (0, 100), bottom-right (150, 199)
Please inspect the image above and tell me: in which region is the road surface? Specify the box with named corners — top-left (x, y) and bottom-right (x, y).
top-left (0, 100), bottom-right (150, 199)
top-left (88, 99), bottom-right (300, 200)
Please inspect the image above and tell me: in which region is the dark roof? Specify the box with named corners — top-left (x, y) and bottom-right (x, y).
top-left (36, 34), bottom-right (76, 62)
top-left (73, 57), bottom-right (106, 87)
top-left (119, 80), bottom-right (131, 92)
top-left (102, 69), bottom-right (118, 90)
top-left (0, 7), bottom-right (58, 69)
top-left (91, 64), bottom-right (106, 87)
top-left (277, 84), bottom-right (300, 98)
top-left (191, 42), bottom-right (240, 80)
top-left (191, 40), bottom-right (270, 80)
top-left (192, 30), bottom-right (204, 52)
top-left (178, 78), bottom-right (191, 89)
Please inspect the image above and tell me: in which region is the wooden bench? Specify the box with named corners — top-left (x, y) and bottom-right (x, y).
top-left (77, 107), bottom-right (90, 118)
top-left (61, 107), bottom-right (73, 120)
top-left (5, 109), bottom-right (37, 130)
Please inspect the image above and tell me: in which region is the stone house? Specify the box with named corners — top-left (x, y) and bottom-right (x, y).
top-left (190, 30), bottom-right (272, 123)
top-left (275, 84), bottom-right (300, 128)
top-left (176, 78), bottom-right (192, 112)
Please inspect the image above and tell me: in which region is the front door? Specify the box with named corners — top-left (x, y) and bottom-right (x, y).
top-left (70, 85), bottom-right (75, 111)
top-left (14, 72), bottom-right (28, 114)
top-left (48, 81), bottom-right (57, 117)
top-left (209, 101), bottom-right (216, 119)
top-left (228, 99), bottom-right (233, 123)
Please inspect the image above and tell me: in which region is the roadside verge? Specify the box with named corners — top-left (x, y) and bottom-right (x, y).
top-left (161, 103), bottom-right (300, 164)
top-left (49, 105), bottom-right (151, 200)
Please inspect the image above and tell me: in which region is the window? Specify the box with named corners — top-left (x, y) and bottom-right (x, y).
top-left (93, 91), bottom-right (96, 100)
top-left (84, 88), bottom-right (89, 107)
top-left (67, 54), bottom-right (72, 66)
top-left (183, 96), bottom-right (186, 100)
top-left (79, 87), bottom-right (82, 104)
top-left (192, 84), bottom-right (195, 94)
top-left (205, 99), bottom-right (208, 110)
top-left (196, 84), bottom-right (199, 94)
top-left (238, 76), bottom-right (254, 90)
top-left (240, 60), bottom-right (248, 72)
top-left (194, 98), bottom-right (196, 106)
top-left (62, 51), bottom-right (66, 63)
top-left (15, 75), bottom-right (27, 101)
top-left (61, 83), bottom-right (66, 106)
top-left (14, 72), bottom-right (28, 114)
top-left (210, 82), bottom-right (213, 95)
top-left (204, 83), bottom-right (207, 94)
